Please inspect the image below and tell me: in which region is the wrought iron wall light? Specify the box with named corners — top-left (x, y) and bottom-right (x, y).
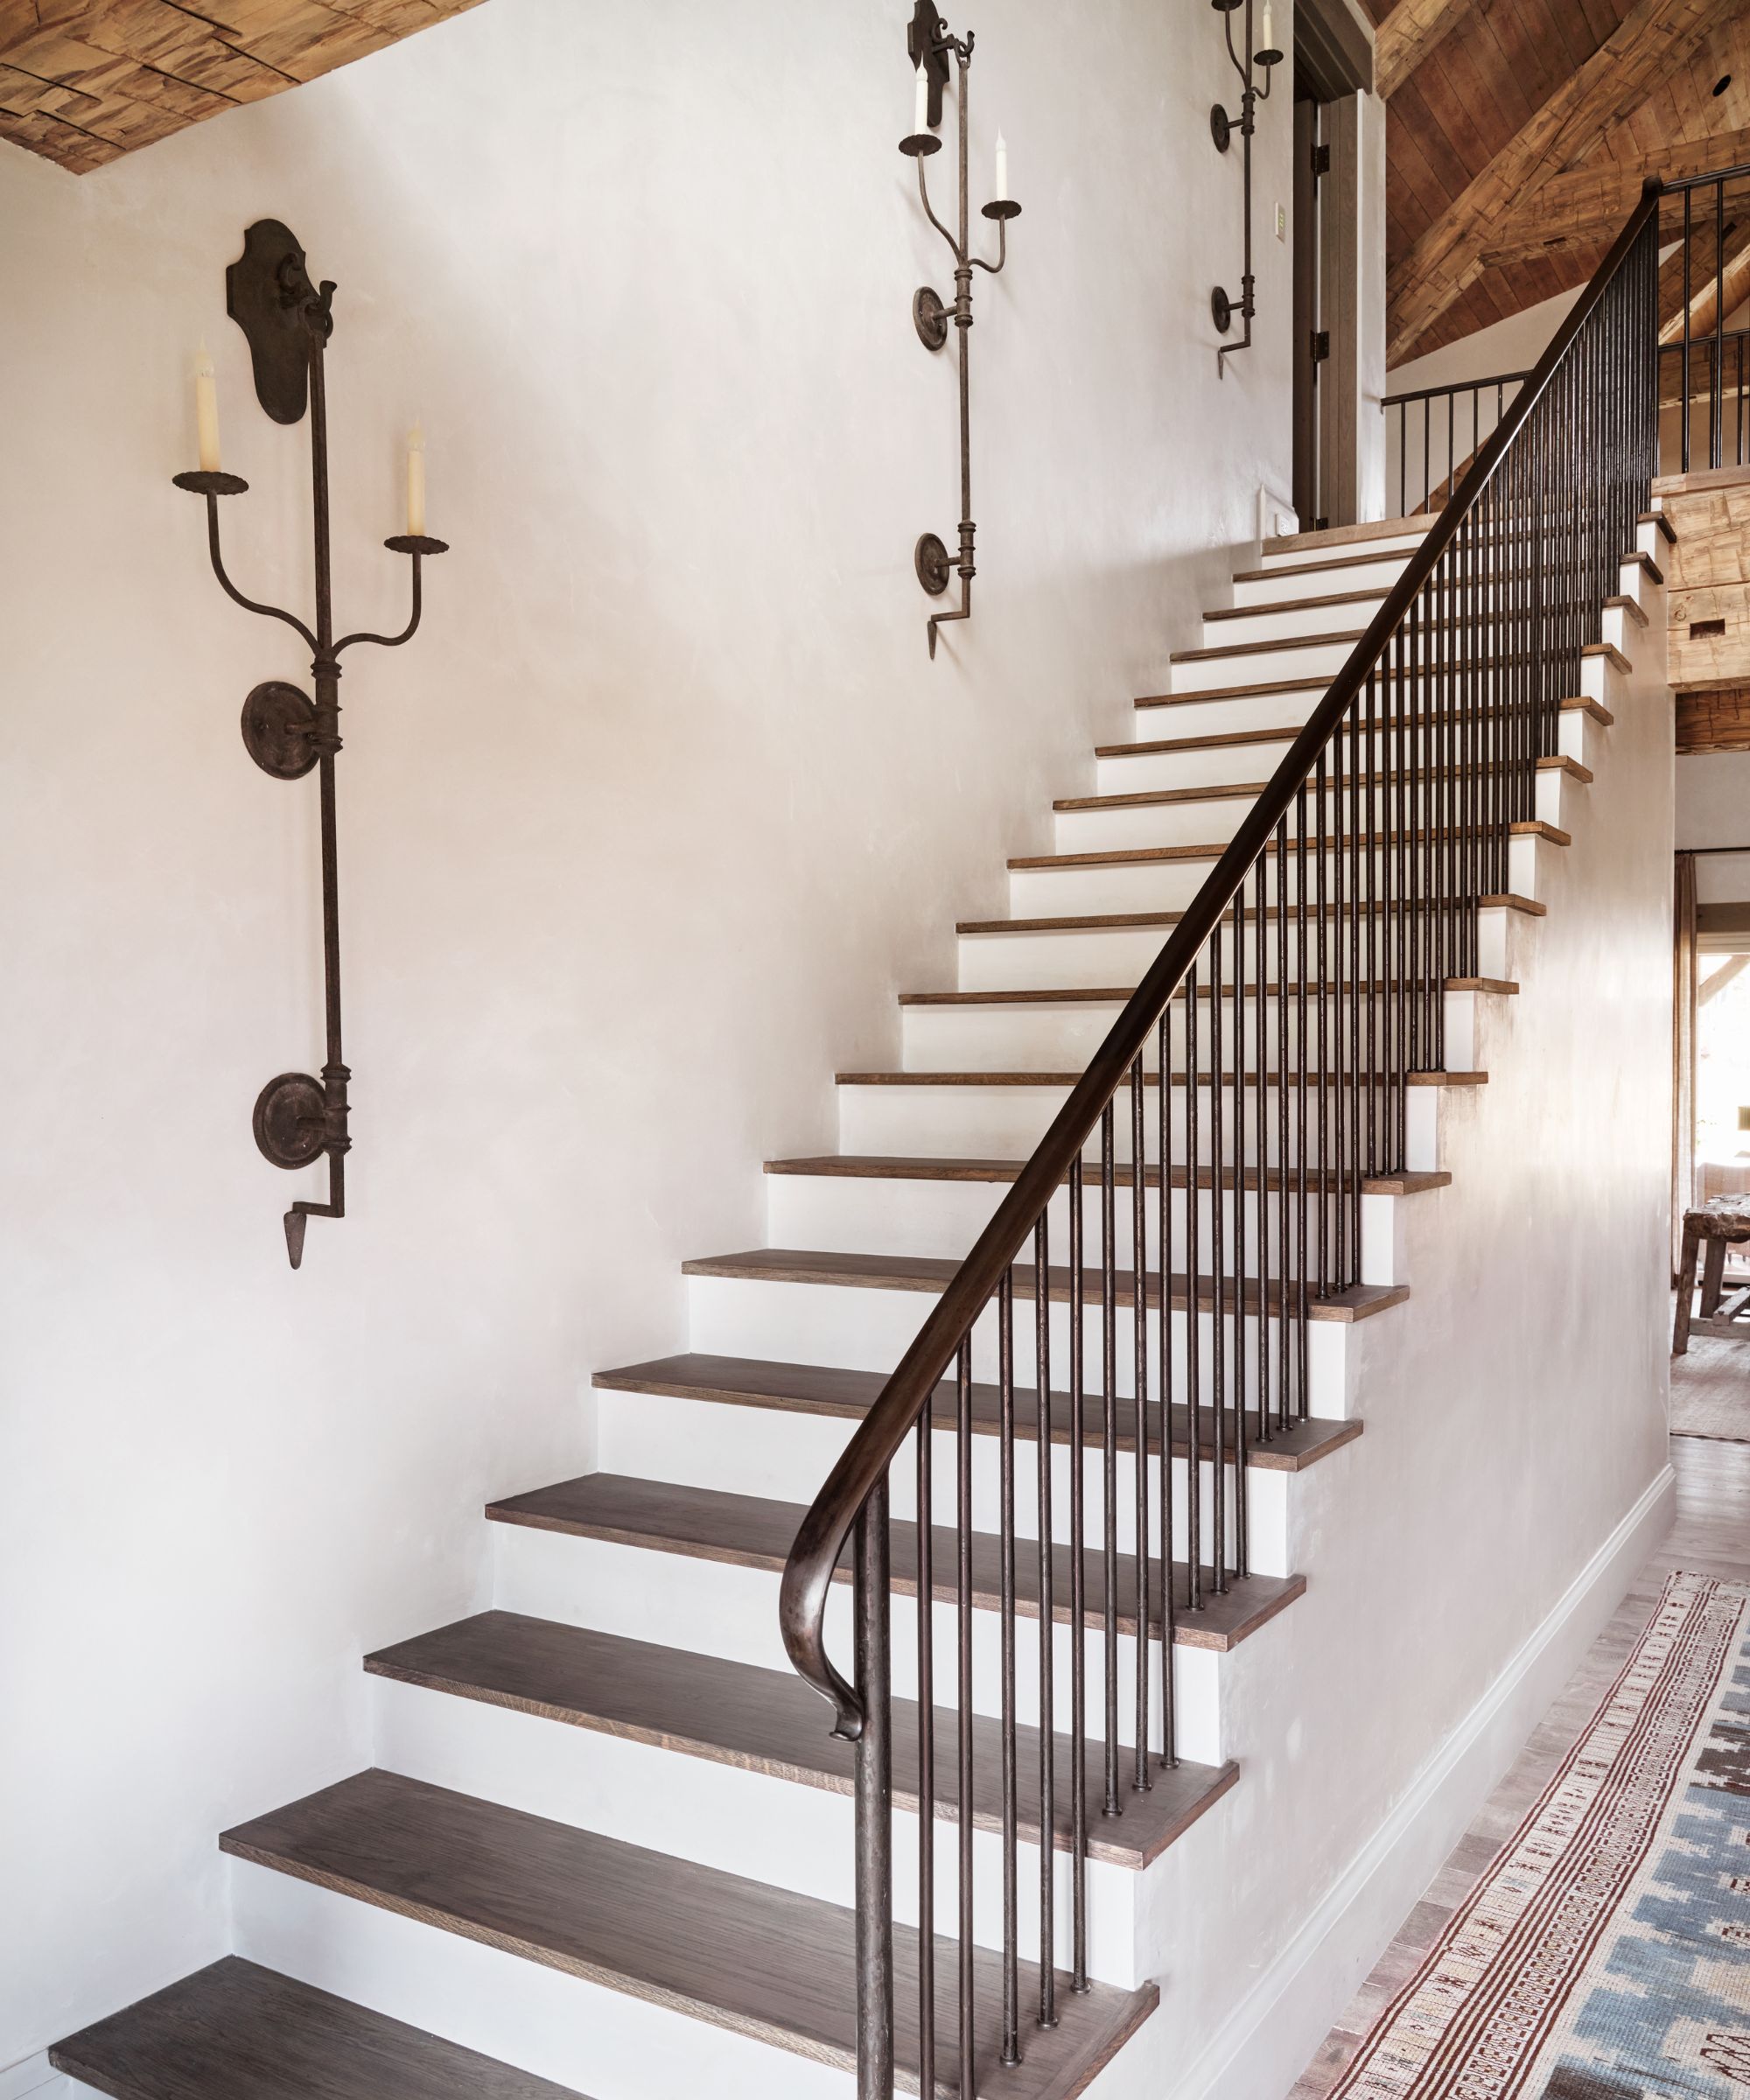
top-left (174, 219), bottom-right (447, 1270)
top-left (902, 0), bottom-right (1021, 658)
top-left (1209, 0), bottom-right (1282, 367)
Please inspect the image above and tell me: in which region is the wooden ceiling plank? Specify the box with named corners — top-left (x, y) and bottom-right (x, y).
top-left (1477, 122), bottom-right (1750, 268)
top-left (1388, 0), bottom-right (1736, 362)
top-left (1375, 0), bottom-right (1483, 102)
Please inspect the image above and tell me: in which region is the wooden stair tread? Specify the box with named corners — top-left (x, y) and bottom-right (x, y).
top-left (898, 978), bottom-right (1517, 1004)
top-left (367, 1610), bottom-right (1236, 1868)
top-left (764, 1154), bottom-right (1452, 1199)
top-left (1262, 514), bottom-right (1432, 556)
top-left (49, 1956), bottom-right (586, 2100)
top-left (957, 894), bottom-right (1546, 934)
top-left (221, 1769), bottom-right (1157, 2100)
top-left (1054, 756), bottom-right (1589, 810)
top-left (1007, 819), bottom-right (1567, 870)
top-left (486, 1474), bottom-right (1304, 1649)
top-left (681, 1245), bottom-right (1409, 1323)
top-left (1123, 695), bottom-right (1614, 733)
top-left (1204, 586), bottom-right (1388, 622)
top-left (594, 1349), bottom-right (1364, 1473)
top-left (1138, 657), bottom-right (1628, 706)
top-left (834, 1068), bottom-right (1484, 1094)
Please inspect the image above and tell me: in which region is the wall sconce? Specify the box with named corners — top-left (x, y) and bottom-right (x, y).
top-left (902, 0), bottom-right (1020, 659)
top-left (174, 219), bottom-right (447, 1270)
top-left (1209, 0), bottom-right (1282, 367)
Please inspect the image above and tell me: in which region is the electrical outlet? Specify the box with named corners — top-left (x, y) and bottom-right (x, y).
top-left (1276, 201), bottom-right (1287, 241)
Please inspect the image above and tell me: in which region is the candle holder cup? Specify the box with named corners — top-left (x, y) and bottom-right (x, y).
top-left (175, 218), bottom-right (448, 1269)
top-left (903, 0), bottom-right (1021, 659)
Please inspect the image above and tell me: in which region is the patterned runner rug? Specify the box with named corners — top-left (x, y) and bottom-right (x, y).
top-left (1329, 1569), bottom-right (1750, 2098)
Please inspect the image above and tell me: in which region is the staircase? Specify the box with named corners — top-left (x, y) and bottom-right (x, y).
top-left (52, 208), bottom-right (1668, 2100)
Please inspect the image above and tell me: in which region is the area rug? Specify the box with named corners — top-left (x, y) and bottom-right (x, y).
top-left (1329, 1569), bottom-right (1750, 2098)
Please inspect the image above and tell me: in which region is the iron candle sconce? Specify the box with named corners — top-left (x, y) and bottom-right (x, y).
top-left (1209, 0), bottom-right (1282, 367)
top-left (902, 0), bottom-right (1020, 659)
top-left (174, 219), bottom-right (447, 1270)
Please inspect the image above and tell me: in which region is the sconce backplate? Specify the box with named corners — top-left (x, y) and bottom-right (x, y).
top-left (1212, 286), bottom-right (1235, 334)
top-left (914, 286), bottom-right (950, 352)
top-left (915, 533), bottom-right (953, 596)
top-left (1210, 103), bottom-right (1232, 153)
top-left (242, 681), bottom-right (319, 780)
top-left (253, 1071), bottom-right (327, 1171)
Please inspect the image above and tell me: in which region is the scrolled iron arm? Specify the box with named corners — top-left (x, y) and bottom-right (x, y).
top-left (778, 179), bottom-right (1666, 1734)
top-left (334, 546), bottom-right (434, 656)
top-left (198, 489), bottom-right (318, 653)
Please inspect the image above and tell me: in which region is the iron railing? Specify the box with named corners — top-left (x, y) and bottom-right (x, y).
top-left (1656, 163), bottom-right (1750, 475)
top-left (1382, 368), bottom-right (1531, 517)
top-left (780, 188), bottom-right (1660, 2098)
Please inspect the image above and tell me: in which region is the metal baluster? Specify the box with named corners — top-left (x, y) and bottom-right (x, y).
top-left (1034, 1211), bottom-right (1055, 2031)
top-left (1275, 816), bottom-right (1293, 1430)
top-left (1184, 968), bottom-right (1202, 1600)
top-left (1156, 1009), bottom-right (1178, 1765)
top-left (1066, 1158), bottom-right (1088, 1991)
top-left (1293, 790), bottom-right (1310, 1415)
top-left (1130, 1057), bottom-right (1151, 1792)
top-left (916, 1396), bottom-right (934, 2099)
top-left (1209, 914), bottom-right (1228, 1585)
top-left (853, 1481), bottom-right (893, 2100)
top-left (1100, 1102), bottom-right (1119, 1814)
top-left (956, 1339), bottom-right (975, 2100)
top-left (998, 1269), bottom-right (1019, 2067)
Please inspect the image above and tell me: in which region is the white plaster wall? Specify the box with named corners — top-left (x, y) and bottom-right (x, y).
top-left (1678, 753), bottom-right (1750, 908)
top-left (0, 0), bottom-right (1298, 2062)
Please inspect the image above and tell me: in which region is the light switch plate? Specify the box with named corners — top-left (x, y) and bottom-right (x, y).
top-left (1276, 201), bottom-right (1287, 241)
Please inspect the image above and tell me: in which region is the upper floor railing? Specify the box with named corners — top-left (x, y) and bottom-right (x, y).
top-left (1382, 368), bottom-right (1531, 518)
top-left (1656, 162), bottom-right (1750, 476)
top-left (779, 186), bottom-right (1660, 2098)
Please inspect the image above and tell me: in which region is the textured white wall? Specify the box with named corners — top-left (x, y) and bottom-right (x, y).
top-left (0, 0), bottom-right (1297, 2062)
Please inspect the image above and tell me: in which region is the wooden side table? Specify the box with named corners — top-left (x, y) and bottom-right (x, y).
top-left (1673, 1197), bottom-right (1750, 1354)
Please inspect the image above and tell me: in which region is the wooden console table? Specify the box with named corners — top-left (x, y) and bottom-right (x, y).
top-left (1673, 1196), bottom-right (1750, 1354)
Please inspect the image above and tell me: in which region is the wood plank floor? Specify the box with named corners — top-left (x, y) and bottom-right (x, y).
top-left (1285, 1437), bottom-right (1750, 2099)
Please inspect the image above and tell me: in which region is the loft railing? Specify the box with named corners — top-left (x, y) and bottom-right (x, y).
top-left (780, 186), bottom-right (1659, 2098)
top-left (1382, 368), bottom-right (1531, 517)
top-left (1656, 162), bottom-right (1750, 475)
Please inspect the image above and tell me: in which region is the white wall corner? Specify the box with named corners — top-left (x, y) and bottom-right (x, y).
top-left (0, 2055), bottom-right (74, 2100)
top-left (1168, 1462), bottom-right (1676, 2100)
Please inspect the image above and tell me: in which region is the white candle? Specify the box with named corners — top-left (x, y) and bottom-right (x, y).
top-left (914, 61), bottom-right (928, 134)
top-left (193, 340), bottom-right (220, 472)
top-left (996, 131), bottom-right (1009, 200)
top-left (1261, 1), bottom-right (1274, 48)
top-left (406, 423), bottom-right (426, 537)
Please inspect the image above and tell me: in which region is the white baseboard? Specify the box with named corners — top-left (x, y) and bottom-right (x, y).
top-left (0, 2055), bottom-right (72, 2100)
top-left (1171, 1462), bottom-right (1676, 2100)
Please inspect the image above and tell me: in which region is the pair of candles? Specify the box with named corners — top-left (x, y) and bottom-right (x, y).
top-left (191, 344), bottom-right (428, 536)
top-left (912, 63), bottom-right (1007, 199)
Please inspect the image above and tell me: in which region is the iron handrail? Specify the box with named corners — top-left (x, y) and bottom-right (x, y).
top-left (777, 180), bottom-right (1663, 1735)
top-left (1380, 367), bottom-right (1530, 409)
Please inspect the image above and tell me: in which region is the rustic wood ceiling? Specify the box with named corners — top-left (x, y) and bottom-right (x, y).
top-left (1367, 0), bottom-right (1750, 365)
top-left (0, 0), bottom-right (485, 175)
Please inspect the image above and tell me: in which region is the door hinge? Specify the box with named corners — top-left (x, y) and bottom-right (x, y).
top-left (1311, 141), bottom-right (1331, 178)
top-left (1310, 329), bottom-right (1331, 363)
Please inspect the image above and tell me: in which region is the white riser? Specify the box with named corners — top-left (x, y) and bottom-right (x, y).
top-left (955, 902), bottom-right (1523, 991)
top-left (1130, 686), bottom-right (1326, 742)
top-left (1231, 553), bottom-right (1412, 606)
top-left (1008, 833), bottom-right (1550, 916)
top-left (597, 1386), bottom-right (1297, 1575)
top-left (836, 1075), bottom-right (1445, 1174)
top-left (899, 988), bottom-right (1488, 1082)
top-left (1258, 530), bottom-right (1427, 570)
top-left (687, 1275), bottom-right (1363, 1420)
top-left (370, 1676), bottom-right (1148, 1985)
top-left (1054, 767), bottom-right (1575, 855)
top-left (1200, 593), bottom-right (1390, 649)
top-left (764, 1169), bottom-right (1407, 1286)
top-left (491, 1521), bottom-right (1226, 1763)
top-left (1169, 638), bottom-right (1358, 695)
top-left (1096, 706), bottom-right (1604, 795)
top-left (233, 1863), bottom-right (856, 2100)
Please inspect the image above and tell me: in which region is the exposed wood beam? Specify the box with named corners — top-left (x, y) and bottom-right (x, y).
top-left (1479, 126), bottom-right (1750, 273)
top-left (1387, 0), bottom-right (1733, 363)
top-left (1659, 216), bottom-right (1750, 344)
top-left (1374, 0), bottom-right (1479, 101)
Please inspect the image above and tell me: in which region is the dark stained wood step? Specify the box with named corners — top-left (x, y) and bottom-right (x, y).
top-left (1262, 514), bottom-right (1430, 556)
top-left (1138, 646), bottom-right (1631, 707)
top-left (593, 1350), bottom-right (1363, 1473)
top-left (366, 1611), bottom-right (1236, 1869)
top-left (898, 977), bottom-right (1518, 1003)
top-left (221, 1769), bottom-right (1158, 2100)
top-left (1006, 817), bottom-right (1568, 870)
top-left (1228, 544), bottom-right (1660, 590)
top-left (957, 894), bottom-right (1546, 934)
top-left (764, 1152), bottom-right (1452, 1200)
top-left (49, 1956), bottom-right (587, 2100)
top-left (1203, 586), bottom-right (1389, 623)
top-left (1052, 756), bottom-right (1590, 810)
top-left (486, 1474), bottom-right (1306, 1651)
top-left (834, 1068), bottom-right (1484, 1095)
top-left (682, 1245), bottom-right (1408, 1324)
top-left (1107, 698), bottom-right (1611, 746)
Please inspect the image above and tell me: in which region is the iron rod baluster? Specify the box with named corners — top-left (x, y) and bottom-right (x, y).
top-left (1067, 1158), bottom-right (1088, 1990)
top-left (998, 1268), bottom-right (1019, 2067)
top-left (1716, 175), bottom-right (1725, 472)
top-left (1209, 917), bottom-right (1228, 1586)
top-left (852, 1485), bottom-right (893, 2100)
top-left (1231, 876), bottom-right (1250, 1573)
top-left (1293, 789), bottom-right (1310, 1416)
top-left (1034, 1212), bottom-right (1055, 2029)
top-left (916, 1396), bottom-right (934, 2100)
top-left (1185, 967), bottom-right (1202, 1600)
top-left (1100, 1102), bottom-right (1119, 1815)
top-left (1684, 186), bottom-right (1693, 473)
top-left (956, 1339), bottom-right (975, 2100)
top-left (1258, 844), bottom-right (1275, 1446)
top-left (1314, 751), bottom-right (1329, 1296)
top-left (1157, 1009), bottom-right (1178, 1763)
top-left (1275, 817), bottom-right (1292, 1431)
top-left (1130, 1057), bottom-right (1151, 1791)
